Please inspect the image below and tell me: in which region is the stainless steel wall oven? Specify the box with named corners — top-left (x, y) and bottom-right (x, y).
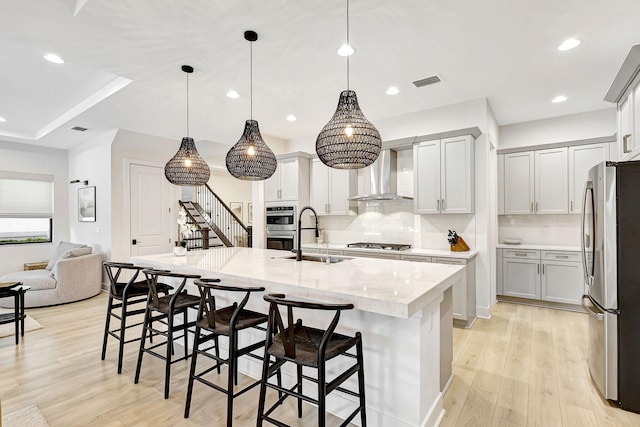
top-left (265, 206), bottom-right (296, 251)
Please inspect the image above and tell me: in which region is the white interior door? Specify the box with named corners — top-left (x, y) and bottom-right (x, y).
top-left (130, 163), bottom-right (171, 256)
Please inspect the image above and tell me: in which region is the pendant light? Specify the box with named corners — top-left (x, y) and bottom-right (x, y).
top-left (164, 65), bottom-right (211, 186)
top-left (225, 31), bottom-right (277, 181)
top-left (316, 0), bottom-right (381, 170)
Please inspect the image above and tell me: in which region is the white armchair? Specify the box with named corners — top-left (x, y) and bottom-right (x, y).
top-left (0, 247), bottom-right (102, 308)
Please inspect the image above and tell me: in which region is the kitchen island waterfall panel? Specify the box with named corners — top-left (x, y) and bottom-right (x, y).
top-left (132, 247), bottom-right (464, 427)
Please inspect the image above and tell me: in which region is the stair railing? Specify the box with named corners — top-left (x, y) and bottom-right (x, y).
top-left (194, 184), bottom-right (252, 248)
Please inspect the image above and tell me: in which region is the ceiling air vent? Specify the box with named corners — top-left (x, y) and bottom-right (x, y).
top-left (71, 126), bottom-right (88, 132)
top-left (412, 75), bottom-right (442, 88)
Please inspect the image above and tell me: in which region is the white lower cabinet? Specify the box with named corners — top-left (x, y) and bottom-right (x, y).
top-left (541, 260), bottom-right (584, 304)
top-left (503, 257), bottom-right (541, 299)
top-left (432, 257), bottom-right (476, 327)
top-left (498, 249), bottom-right (583, 306)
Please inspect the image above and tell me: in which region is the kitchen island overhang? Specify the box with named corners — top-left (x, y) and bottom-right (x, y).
top-left (132, 248), bottom-right (464, 427)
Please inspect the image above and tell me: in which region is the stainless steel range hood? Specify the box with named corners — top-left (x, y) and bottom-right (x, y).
top-left (348, 149), bottom-right (412, 201)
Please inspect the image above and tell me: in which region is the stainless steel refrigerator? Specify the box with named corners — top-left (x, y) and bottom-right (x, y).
top-left (581, 160), bottom-right (640, 413)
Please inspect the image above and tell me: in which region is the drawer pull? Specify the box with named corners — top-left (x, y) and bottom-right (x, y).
top-left (555, 255), bottom-right (569, 259)
top-left (514, 252), bottom-right (528, 256)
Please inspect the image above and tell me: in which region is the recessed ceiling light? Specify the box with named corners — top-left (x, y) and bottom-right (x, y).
top-left (558, 38), bottom-right (581, 51)
top-left (337, 44), bottom-right (355, 57)
top-left (552, 95), bottom-right (567, 103)
top-left (44, 53), bottom-right (65, 64)
top-left (226, 90), bottom-right (240, 99)
top-left (386, 86), bottom-right (399, 95)
top-left (0, 116), bottom-right (6, 122)
top-left (286, 115), bottom-right (297, 122)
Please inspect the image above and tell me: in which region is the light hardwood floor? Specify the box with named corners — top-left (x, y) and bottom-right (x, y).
top-left (1, 293), bottom-right (639, 426)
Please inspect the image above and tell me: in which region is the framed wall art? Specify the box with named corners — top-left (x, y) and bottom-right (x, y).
top-left (78, 186), bottom-right (96, 222)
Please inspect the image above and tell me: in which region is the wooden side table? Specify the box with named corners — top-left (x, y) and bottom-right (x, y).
top-left (0, 283), bottom-right (30, 345)
top-left (23, 261), bottom-right (48, 271)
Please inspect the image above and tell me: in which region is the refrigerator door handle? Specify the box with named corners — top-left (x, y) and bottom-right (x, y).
top-left (581, 295), bottom-right (604, 321)
top-left (581, 182), bottom-right (595, 287)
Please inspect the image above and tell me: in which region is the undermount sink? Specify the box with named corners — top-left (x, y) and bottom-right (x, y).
top-left (281, 255), bottom-right (351, 264)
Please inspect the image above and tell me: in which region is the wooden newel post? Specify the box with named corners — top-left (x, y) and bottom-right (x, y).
top-left (201, 228), bottom-right (210, 250)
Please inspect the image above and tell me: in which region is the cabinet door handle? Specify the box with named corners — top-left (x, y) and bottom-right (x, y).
top-left (328, 203), bottom-right (331, 213)
top-left (555, 255), bottom-right (569, 259)
top-left (537, 264), bottom-right (540, 274)
top-left (515, 252), bottom-right (528, 256)
top-left (535, 201), bottom-right (539, 212)
top-left (570, 201), bottom-right (573, 212)
top-left (542, 264), bottom-right (545, 274)
top-left (442, 199), bottom-right (446, 211)
top-left (530, 202), bottom-right (534, 213)
top-left (623, 134), bottom-right (632, 153)
top-left (437, 199), bottom-right (440, 211)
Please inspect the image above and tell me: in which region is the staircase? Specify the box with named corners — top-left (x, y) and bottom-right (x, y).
top-left (179, 201), bottom-right (225, 249)
top-left (179, 183), bottom-right (252, 250)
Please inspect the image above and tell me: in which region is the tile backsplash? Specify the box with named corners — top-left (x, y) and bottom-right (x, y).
top-left (318, 200), bottom-right (476, 250)
top-left (498, 214), bottom-right (581, 246)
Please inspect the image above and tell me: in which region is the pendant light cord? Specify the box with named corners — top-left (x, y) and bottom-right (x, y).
top-left (186, 71), bottom-right (190, 137)
top-left (250, 41), bottom-right (253, 120)
top-left (346, 0), bottom-right (350, 91)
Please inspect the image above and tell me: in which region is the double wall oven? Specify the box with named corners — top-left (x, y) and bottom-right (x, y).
top-left (265, 206), bottom-right (296, 251)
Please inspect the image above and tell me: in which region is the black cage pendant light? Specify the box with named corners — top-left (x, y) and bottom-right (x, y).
top-left (316, 0), bottom-right (381, 169)
top-left (164, 65), bottom-right (211, 186)
top-left (225, 31), bottom-right (277, 181)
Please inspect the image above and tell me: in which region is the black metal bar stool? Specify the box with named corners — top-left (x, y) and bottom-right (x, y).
top-left (257, 293), bottom-right (367, 427)
top-left (134, 269), bottom-right (201, 398)
top-left (101, 262), bottom-right (172, 373)
top-left (184, 278), bottom-right (271, 426)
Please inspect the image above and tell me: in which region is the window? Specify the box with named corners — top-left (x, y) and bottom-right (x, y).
top-left (0, 171), bottom-right (53, 245)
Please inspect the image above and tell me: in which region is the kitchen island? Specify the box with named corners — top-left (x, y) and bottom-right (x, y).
top-left (132, 247), bottom-right (464, 427)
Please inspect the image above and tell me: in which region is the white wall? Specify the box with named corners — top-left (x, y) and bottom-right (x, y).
top-left (0, 141), bottom-right (69, 276)
top-left (288, 98), bottom-right (490, 152)
top-left (110, 129), bottom-right (182, 263)
top-left (499, 108), bottom-right (616, 149)
top-left (498, 215), bottom-right (581, 246)
top-left (68, 130), bottom-right (117, 260)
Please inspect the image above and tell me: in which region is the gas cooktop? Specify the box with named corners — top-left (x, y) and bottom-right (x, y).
top-left (347, 242), bottom-right (412, 251)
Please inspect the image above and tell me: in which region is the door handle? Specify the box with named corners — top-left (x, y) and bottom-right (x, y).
top-left (442, 199), bottom-right (446, 211)
top-left (437, 199), bottom-right (440, 211)
top-left (537, 264), bottom-right (540, 274)
top-left (570, 201), bottom-right (573, 212)
top-left (542, 264), bottom-right (545, 274)
top-left (530, 202), bottom-right (533, 213)
top-left (581, 295), bottom-right (604, 320)
top-left (623, 134), bottom-right (632, 153)
top-left (535, 201), bottom-right (538, 212)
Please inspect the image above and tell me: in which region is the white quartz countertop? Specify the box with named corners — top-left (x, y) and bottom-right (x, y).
top-left (496, 243), bottom-right (581, 251)
top-left (301, 243), bottom-right (478, 260)
top-left (132, 247), bottom-right (464, 319)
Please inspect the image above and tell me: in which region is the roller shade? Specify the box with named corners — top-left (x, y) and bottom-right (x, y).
top-left (0, 171), bottom-right (54, 218)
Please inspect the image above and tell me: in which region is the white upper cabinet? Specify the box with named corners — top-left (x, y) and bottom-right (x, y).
top-left (265, 154), bottom-right (310, 202)
top-left (568, 143), bottom-right (609, 214)
top-left (604, 45), bottom-right (640, 160)
top-left (497, 154), bottom-right (505, 215)
top-left (504, 151), bottom-right (534, 214)
top-left (414, 140), bottom-right (441, 214)
top-left (534, 147), bottom-right (568, 214)
top-left (414, 135), bottom-right (474, 214)
top-left (441, 136), bottom-right (474, 213)
top-left (620, 91), bottom-right (634, 156)
top-left (310, 159), bottom-right (356, 215)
